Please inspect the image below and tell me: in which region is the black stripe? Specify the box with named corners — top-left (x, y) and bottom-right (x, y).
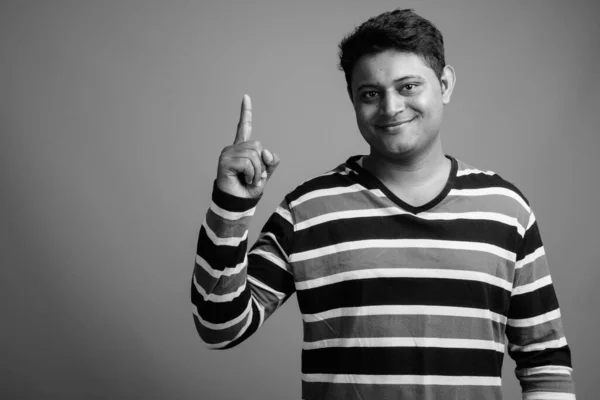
top-left (454, 173), bottom-right (528, 203)
top-left (287, 172), bottom-right (357, 204)
top-left (191, 279), bottom-right (251, 324)
top-left (254, 211), bottom-right (294, 254)
top-left (294, 214), bottom-right (519, 254)
top-left (517, 221), bottom-right (544, 261)
top-left (248, 253), bottom-right (295, 295)
top-left (297, 278), bottom-right (510, 316)
top-left (507, 284), bottom-right (559, 320)
top-left (211, 180), bottom-right (260, 212)
top-left (222, 299), bottom-right (262, 349)
top-left (197, 227), bottom-right (247, 271)
top-left (508, 345), bottom-right (572, 369)
top-left (302, 346), bottom-right (503, 376)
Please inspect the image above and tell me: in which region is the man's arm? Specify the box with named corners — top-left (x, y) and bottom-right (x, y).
top-left (191, 95), bottom-right (295, 349)
top-left (506, 210), bottom-right (576, 399)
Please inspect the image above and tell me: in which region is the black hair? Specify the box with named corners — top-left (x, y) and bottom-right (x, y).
top-left (338, 9), bottom-right (446, 97)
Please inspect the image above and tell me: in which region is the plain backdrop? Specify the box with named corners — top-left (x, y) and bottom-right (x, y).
top-left (2, 1), bottom-right (599, 399)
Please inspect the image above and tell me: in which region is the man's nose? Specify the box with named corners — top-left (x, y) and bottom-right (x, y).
top-left (380, 92), bottom-right (405, 116)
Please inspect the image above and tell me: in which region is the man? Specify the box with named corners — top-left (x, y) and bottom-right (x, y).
top-left (192, 9), bottom-right (575, 400)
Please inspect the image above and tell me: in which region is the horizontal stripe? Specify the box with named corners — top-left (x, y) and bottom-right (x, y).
top-left (191, 283), bottom-right (250, 324)
top-left (303, 305), bottom-right (507, 325)
top-left (193, 274), bottom-right (246, 303)
top-left (523, 392), bottom-right (575, 400)
top-left (302, 347), bottom-right (504, 376)
top-left (508, 308), bottom-right (561, 328)
top-left (297, 277), bottom-right (510, 317)
top-left (448, 187), bottom-right (530, 213)
top-left (303, 313), bottom-right (506, 345)
top-left (296, 267), bottom-right (512, 292)
top-left (248, 248), bottom-right (289, 272)
top-left (303, 337), bottom-right (505, 352)
top-left (296, 207), bottom-right (524, 237)
top-left (457, 168), bottom-right (495, 177)
top-left (516, 246), bottom-right (546, 269)
top-left (202, 220), bottom-right (248, 247)
top-left (302, 373), bottom-right (502, 386)
top-left (275, 205), bottom-right (293, 224)
top-left (291, 239), bottom-right (516, 263)
top-left (513, 275), bottom-right (552, 296)
top-left (508, 285), bottom-right (559, 320)
top-left (247, 275), bottom-right (286, 300)
top-left (210, 201), bottom-right (256, 220)
top-left (290, 184), bottom-right (385, 208)
top-left (192, 300), bottom-right (251, 330)
top-left (196, 253), bottom-right (246, 278)
top-left (509, 337), bottom-right (568, 352)
top-left (517, 365), bottom-right (573, 377)
top-left (527, 212), bottom-right (537, 230)
top-left (205, 305), bottom-right (254, 349)
top-left (211, 182), bottom-right (259, 212)
top-left (302, 381), bottom-right (503, 400)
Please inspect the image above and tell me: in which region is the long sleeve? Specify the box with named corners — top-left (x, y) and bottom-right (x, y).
top-left (506, 210), bottom-right (576, 399)
top-left (191, 182), bottom-right (296, 349)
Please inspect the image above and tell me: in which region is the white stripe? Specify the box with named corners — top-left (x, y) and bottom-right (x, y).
top-left (257, 232), bottom-right (291, 264)
top-left (193, 274), bottom-right (246, 303)
top-left (303, 337), bottom-right (505, 352)
top-left (196, 254), bottom-right (246, 278)
top-left (507, 309), bottom-right (561, 328)
top-left (252, 296), bottom-right (265, 328)
top-left (512, 275), bottom-right (552, 296)
top-left (321, 167), bottom-right (355, 177)
top-left (449, 188), bottom-right (530, 213)
top-left (523, 393), bottom-right (575, 400)
top-left (509, 337), bottom-right (568, 352)
top-left (247, 275), bottom-right (286, 300)
top-left (275, 205), bottom-right (293, 225)
top-left (290, 239), bottom-right (516, 263)
top-left (206, 304), bottom-right (254, 349)
top-left (296, 208), bottom-right (524, 236)
top-left (457, 168), bottom-right (496, 177)
top-left (249, 248), bottom-right (290, 273)
top-left (302, 373), bottom-right (502, 386)
top-left (517, 365), bottom-right (573, 377)
top-left (209, 201), bottom-right (256, 220)
top-left (296, 268), bottom-right (512, 292)
top-left (289, 185), bottom-right (385, 208)
top-left (527, 212), bottom-right (537, 230)
top-left (302, 305), bottom-right (507, 325)
top-left (516, 247), bottom-right (546, 270)
top-left (193, 300), bottom-right (251, 330)
top-left (203, 220), bottom-right (248, 247)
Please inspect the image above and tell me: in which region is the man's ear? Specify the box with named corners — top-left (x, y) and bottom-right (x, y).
top-left (440, 65), bottom-right (456, 105)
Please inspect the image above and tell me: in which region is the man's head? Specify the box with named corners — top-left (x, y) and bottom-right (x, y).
top-left (338, 9), bottom-right (456, 161)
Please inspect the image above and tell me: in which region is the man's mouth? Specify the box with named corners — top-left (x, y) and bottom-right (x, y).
top-left (377, 117), bottom-right (416, 130)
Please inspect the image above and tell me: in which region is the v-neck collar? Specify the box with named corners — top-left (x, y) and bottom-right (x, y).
top-left (346, 154), bottom-right (458, 214)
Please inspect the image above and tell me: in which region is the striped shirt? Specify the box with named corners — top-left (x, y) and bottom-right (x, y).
top-left (192, 155), bottom-right (576, 400)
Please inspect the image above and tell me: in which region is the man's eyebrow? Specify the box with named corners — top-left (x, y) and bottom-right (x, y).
top-left (356, 75), bottom-right (425, 91)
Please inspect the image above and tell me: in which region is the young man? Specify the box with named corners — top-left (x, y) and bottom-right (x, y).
top-left (192, 9), bottom-right (576, 400)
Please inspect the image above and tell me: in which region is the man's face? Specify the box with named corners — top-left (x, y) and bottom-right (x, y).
top-left (350, 50), bottom-right (454, 161)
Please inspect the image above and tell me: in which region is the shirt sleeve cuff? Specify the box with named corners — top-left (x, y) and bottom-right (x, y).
top-left (212, 180), bottom-right (261, 211)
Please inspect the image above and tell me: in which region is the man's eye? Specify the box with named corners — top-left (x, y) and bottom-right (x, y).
top-left (362, 91), bottom-right (378, 100)
top-left (402, 84), bottom-right (418, 92)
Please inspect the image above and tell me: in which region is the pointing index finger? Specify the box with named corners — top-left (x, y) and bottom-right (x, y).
top-left (234, 94), bottom-right (252, 144)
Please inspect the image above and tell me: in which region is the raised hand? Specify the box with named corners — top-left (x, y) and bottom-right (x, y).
top-left (216, 95), bottom-right (280, 199)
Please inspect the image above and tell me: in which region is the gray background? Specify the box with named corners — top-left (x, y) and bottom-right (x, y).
top-left (2, 1), bottom-right (598, 399)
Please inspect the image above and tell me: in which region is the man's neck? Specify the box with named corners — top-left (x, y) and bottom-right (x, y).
top-left (363, 142), bottom-right (449, 189)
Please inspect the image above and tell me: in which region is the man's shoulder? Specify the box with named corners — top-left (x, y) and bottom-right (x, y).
top-left (284, 156), bottom-right (361, 207)
top-left (452, 157), bottom-right (532, 215)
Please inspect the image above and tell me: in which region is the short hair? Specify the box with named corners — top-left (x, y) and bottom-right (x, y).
top-left (338, 9), bottom-right (446, 96)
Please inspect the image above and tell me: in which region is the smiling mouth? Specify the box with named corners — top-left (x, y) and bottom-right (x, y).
top-left (377, 117), bottom-right (416, 130)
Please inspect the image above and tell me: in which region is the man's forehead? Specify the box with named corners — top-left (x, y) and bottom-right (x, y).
top-left (352, 50), bottom-right (433, 84)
